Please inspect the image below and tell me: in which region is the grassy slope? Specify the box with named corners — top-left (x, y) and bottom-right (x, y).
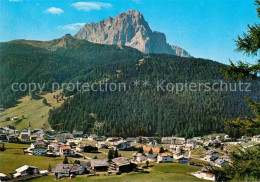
top-left (191, 147), bottom-right (206, 158)
top-left (0, 90), bottom-right (65, 130)
top-left (0, 143), bottom-right (63, 177)
top-left (29, 163), bottom-right (206, 182)
top-left (81, 152), bottom-right (107, 159)
top-left (98, 148), bottom-right (136, 159)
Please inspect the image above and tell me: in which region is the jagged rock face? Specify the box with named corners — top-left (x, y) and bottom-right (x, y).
top-left (75, 10), bottom-right (191, 57)
top-left (171, 45), bottom-right (191, 57)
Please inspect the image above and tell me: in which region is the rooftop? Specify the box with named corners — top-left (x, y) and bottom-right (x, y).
top-left (53, 164), bottom-right (84, 173)
top-left (61, 146), bottom-right (71, 150)
top-left (16, 165), bottom-right (38, 173)
top-left (112, 157), bottom-right (130, 166)
top-left (159, 153), bottom-right (172, 157)
top-left (91, 159), bottom-right (108, 167)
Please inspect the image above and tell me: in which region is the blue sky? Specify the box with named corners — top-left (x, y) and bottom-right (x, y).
top-left (0, 0), bottom-right (259, 64)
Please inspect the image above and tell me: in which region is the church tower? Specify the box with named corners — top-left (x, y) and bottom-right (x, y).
top-left (28, 122), bottom-right (31, 136)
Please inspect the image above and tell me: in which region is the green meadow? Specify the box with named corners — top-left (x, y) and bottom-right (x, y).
top-left (0, 143), bottom-right (63, 177)
top-left (28, 163), bottom-right (206, 182)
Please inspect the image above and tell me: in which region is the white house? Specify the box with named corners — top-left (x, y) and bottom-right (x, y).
top-left (205, 150), bottom-right (218, 161)
top-left (157, 153), bottom-right (173, 163)
top-left (177, 157), bottom-right (190, 165)
top-left (145, 154), bottom-right (157, 162)
top-left (33, 147), bottom-right (47, 156)
top-left (252, 135), bottom-right (260, 142)
top-left (59, 146), bottom-right (75, 156)
top-left (148, 140), bottom-right (158, 146)
top-left (88, 134), bottom-right (98, 141)
top-left (13, 165), bottom-right (39, 178)
top-left (132, 153), bottom-right (147, 163)
top-left (111, 140), bottom-right (131, 150)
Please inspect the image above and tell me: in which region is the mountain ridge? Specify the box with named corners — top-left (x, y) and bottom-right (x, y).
top-left (75, 10), bottom-right (191, 57)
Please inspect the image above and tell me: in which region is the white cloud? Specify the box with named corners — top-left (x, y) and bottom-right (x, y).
top-left (46, 7), bottom-right (64, 14)
top-left (9, 0), bottom-right (23, 2)
top-left (57, 23), bottom-right (86, 31)
top-left (72, 2), bottom-right (112, 12)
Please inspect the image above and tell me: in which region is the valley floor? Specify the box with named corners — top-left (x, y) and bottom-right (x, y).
top-left (0, 143), bottom-right (207, 182)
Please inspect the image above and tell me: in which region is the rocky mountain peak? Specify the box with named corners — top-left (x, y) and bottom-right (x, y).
top-left (75, 10), bottom-right (191, 57)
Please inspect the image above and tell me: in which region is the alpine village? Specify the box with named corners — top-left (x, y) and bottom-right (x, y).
top-left (0, 1), bottom-right (260, 182)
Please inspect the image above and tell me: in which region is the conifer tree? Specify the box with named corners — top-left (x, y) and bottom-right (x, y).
top-left (148, 148), bottom-right (153, 154)
top-left (114, 149), bottom-right (119, 158)
top-left (210, 1), bottom-right (260, 181)
top-left (221, 0), bottom-right (260, 138)
top-left (108, 149), bottom-right (114, 161)
top-left (48, 164), bottom-right (52, 172)
top-left (63, 156), bottom-right (68, 164)
top-left (137, 147), bottom-right (144, 153)
top-left (159, 147), bottom-right (164, 153)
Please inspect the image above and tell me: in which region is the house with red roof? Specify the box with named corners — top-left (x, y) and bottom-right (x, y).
top-left (142, 146), bottom-right (160, 153)
top-left (48, 142), bottom-right (65, 153)
top-left (59, 146), bottom-right (75, 156)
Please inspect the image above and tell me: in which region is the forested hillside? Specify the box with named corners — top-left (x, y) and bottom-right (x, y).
top-left (0, 35), bottom-right (142, 108)
top-left (0, 35), bottom-right (258, 137)
top-left (48, 54), bottom-right (259, 138)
